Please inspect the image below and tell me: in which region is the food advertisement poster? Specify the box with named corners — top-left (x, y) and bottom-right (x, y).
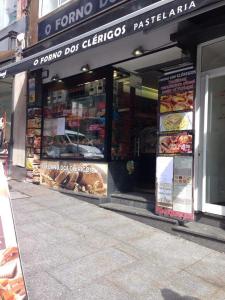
top-left (160, 112), bottom-right (193, 132)
top-left (0, 163), bottom-right (28, 299)
top-left (156, 157), bottom-right (173, 208)
top-left (159, 68), bottom-right (196, 113)
top-left (26, 107), bottom-right (42, 184)
top-left (40, 161), bottom-right (108, 197)
top-left (173, 157), bottom-right (193, 213)
top-left (159, 133), bottom-right (193, 154)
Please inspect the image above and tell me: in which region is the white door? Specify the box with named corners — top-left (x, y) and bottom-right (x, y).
top-left (202, 69), bottom-right (225, 215)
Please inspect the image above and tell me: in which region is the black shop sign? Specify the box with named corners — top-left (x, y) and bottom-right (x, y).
top-left (0, 0), bottom-right (223, 78)
top-left (38, 0), bottom-right (126, 41)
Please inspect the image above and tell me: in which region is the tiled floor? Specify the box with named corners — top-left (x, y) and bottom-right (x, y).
top-left (10, 180), bottom-right (225, 300)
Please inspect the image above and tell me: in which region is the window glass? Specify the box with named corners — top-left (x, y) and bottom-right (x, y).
top-left (42, 79), bottom-right (106, 160)
top-left (112, 72), bottom-right (133, 160)
top-left (0, 0), bottom-right (17, 31)
top-left (202, 39), bottom-right (225, 72)
top-left (39, 0), bottom-right (71, 17)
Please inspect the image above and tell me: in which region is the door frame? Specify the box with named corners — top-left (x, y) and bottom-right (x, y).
top-left (197, 36), bottom-right (225, 216)
top-left (198, 62), bottom-right (225, 215)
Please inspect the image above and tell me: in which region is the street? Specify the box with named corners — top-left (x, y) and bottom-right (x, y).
top-left (8, 180), bottom-right (225, 300)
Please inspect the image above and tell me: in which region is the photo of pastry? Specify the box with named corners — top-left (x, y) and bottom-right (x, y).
top-left (160, 112), bottom-right (193, 132)
top-left (0, 247), bottom-right (27, 300)
top-left (159, 134), bottom-right (192, 154)
top-left (160, 91), bottom-right (194, 113)
top-left (40, 163), bottom-right (107, 196)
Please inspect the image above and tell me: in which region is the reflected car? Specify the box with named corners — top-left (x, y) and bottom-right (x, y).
top-left (45, 130), bottom-right (104, 159)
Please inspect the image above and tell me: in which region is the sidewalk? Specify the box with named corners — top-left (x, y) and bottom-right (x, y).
top-left (9, 179), bottom-right (225, 300)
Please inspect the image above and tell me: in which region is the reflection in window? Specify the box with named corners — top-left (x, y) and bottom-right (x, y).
top-left (42, 79), bottom-right (106, 160)
top-left (39, 0), bottom-right (71, 17)
top-left (0, 0), bottom-right (17, 31)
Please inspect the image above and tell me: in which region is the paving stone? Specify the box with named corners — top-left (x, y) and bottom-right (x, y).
top-left (20, 242), bottom-right (71, 272)
top-left (31, 194), bottom-right (81, 208)
top-left (73, 278), bottom-right (134, 300)
top-left (12, 201), bottom-right (44, 213)
top-left (164, 271), bottom-right (219, 299)
top-left (185, 252), bottom-right (225, 288)
top-left (15, 222), bottom-right (56, 236)
top-left (105, 259), bottom-right (180, 297)
top-left (67, 228), bottom-right (120, 250)
top-left (127, 231), bottom-right (213, 269)
top-left (209, 288), bottom-right (225, 300)
top-left (107, 221), bottom-right (157, 242)
top-left (51, 247), bottom-right (136, 291)
top-left (10, 191), bottom-right (30, 199)
top-left (24, 270), bottom-right (72, 300)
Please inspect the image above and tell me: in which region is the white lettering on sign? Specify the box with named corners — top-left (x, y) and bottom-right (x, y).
top-left (133, 1), bottom-right (196, 31)
top-left (82, 25), bottom-right (126, 49)
top-left (55, 2), bottom-right (93, 31)
top-left (99, 0), bottom-right (117, 8)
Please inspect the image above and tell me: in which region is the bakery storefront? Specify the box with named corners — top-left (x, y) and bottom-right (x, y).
top-left (0, 0), bottom-right (225, 221)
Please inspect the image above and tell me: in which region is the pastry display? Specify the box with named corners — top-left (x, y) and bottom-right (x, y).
top-left (160, 91), bottom-right (194, 113)
top-left (41, 164), bottom-right (107, 196)
top-left (159, 134), bottom-right (192, 154)
top-left (0, 247), bottom-right (26, 300)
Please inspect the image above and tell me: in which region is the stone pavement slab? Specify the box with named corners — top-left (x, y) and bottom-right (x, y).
top-left (8, 180), bottom-right (225, 300)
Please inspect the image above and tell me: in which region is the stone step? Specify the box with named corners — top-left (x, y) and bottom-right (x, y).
top-left (172, 222), bottom-right (225, 244)
top-left (110, 193), bottom-right (155, 210)
top-left (100, 203), bottom-right (178, 225)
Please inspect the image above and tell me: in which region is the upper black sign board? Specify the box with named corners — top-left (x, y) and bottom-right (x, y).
top-left (38, 0), bottom-right (126, 41)
top-left (0, 0), bottom-right (223, 78)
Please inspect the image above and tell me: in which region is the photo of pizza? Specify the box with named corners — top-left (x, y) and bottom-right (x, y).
top-left (159, 134), bottom-right (192, 154)
top-left (160, 91), bottom-right (194, 113)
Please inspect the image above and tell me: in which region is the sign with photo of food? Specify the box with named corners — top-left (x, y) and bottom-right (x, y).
top-left (159, 133), bottom-right (192, 155)
top-left (159, 67), bottom-right (196, 113)
top-left (0, 163), bottom-right (28, 300)
top-left (160, 112), bottom-right (193, 132)
top-left (40, 161), bottom-right (108, 197)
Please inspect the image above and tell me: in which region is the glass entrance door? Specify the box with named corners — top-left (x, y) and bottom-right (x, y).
top-left (203, 72), bottom-right (225, 215)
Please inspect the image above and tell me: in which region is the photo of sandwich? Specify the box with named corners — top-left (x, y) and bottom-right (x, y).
top-left (159, 134), bottom-right (192, 154)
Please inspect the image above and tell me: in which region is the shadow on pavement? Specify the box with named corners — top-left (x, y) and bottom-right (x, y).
top-left (161, 289), bottom-right (200, 300)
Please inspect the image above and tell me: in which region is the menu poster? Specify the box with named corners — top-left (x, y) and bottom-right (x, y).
top-left (40, 161), bottom-right (108, 197)
top-left (160, 112), bottom-right (193, 132)
top-left (159, 68), bottom-right (196, 113)
top-left (159, 133), bottom-right (192, 155)
top-left (173, 157), bottom-right (193, 213)
top-left (0, 163), bottom-right (28, 299)
top-left (156, 157), bottom-right (173, 208)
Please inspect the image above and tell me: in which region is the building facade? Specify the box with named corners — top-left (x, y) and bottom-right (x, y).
top-left (1, 0), bottom-right (225, 224)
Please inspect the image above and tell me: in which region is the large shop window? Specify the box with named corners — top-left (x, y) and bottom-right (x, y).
top-left (0, 0), bottom-right (17, 31)
top-left (42, 79), bottom-right (106, 160)
top-left (39, 0), bottom-right (71, 17)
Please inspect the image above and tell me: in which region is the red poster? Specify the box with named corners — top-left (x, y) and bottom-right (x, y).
top-left (0, 164), bottom-right (28, 300)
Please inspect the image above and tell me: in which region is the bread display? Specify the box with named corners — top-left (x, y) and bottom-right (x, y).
top-left (40, 163), bottom-right (107, 196)
top-left (0, 247), bottom-right (26, 300)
